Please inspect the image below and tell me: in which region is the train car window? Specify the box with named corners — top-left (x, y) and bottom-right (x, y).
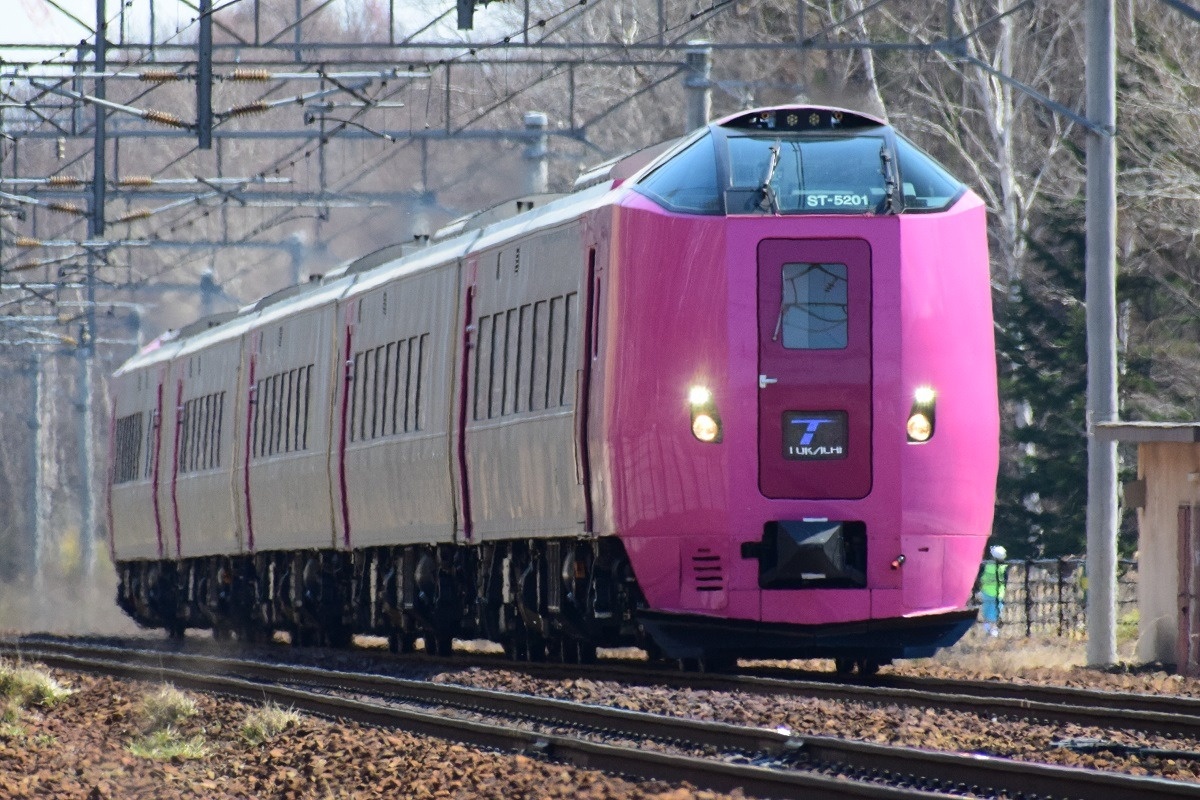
top-left (273, 373), bottom-right (285, 456)
top-left (200, 395), bottom-right (209, 468)
top-left (503, 309), bottom-right (519, 416)
top-left (530, 301), bottom-right (548, 412)
top-left (894, 135), bottom-right (965, 211)
top-left (547, 298), bottom-right (564, 409)
top-left (347, 357), bottom-right (358, 443)
top-left (473, 316), bottom-right (489, 421)
top-left (410, 334), bottom-right (426, 431)
top-left (779, 263), bottom-right (849, 349)
top-left (634, 134), bottom-right (722, 215)
top-left (178, 402), bottom-right (190, 472)
top-left (367, 349), bottom-right (379, 440)
top-left (214, 392), bottom-right (224, 467)
top-left (490, 313), bottom-right (506, 419)
top-left (294, 364), bottom-right (304, 448)
top-left (517, 305), bottom-right (532, 414)
top-left (114, 412), bottom-right (144, 484)
top-left (396, 340), bottom-right (407, 431)
top-left (143, 409), bottom-right (155, 479)
top-left (727, 135), bottom-right (887, 214)
top-left (380, 343), bottom-right (394, 436)
top-left (252, 379), bottom-right (261, 457)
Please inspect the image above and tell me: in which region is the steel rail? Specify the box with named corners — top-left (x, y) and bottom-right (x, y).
top-left (3, 639), bottom-right (1198, 800)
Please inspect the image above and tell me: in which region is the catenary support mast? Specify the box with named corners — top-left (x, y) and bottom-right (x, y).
top-left (1084, 0), bottom-right (1118, 666)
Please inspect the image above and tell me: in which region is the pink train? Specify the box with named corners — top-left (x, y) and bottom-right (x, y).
top-left (108, 105), bottom-right (998, 672)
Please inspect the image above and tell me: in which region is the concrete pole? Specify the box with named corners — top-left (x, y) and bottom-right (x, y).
top-left (197, 0), bottom-right (213, 149)
top-left (522, 111), bottom-right (548, 196)
top-left (1084, 0), bottom-right (1119, 667)
top-left (685, 44), bottom-right (712, 132)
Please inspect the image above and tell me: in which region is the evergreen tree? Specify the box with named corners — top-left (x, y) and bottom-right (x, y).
top-left (993, 212), bottom-right (1090, 559)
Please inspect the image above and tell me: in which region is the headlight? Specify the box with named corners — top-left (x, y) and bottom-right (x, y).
top-left (688, 384), bottom-right (722, 443)
top-left (906, 412), bottom-right (933, 442)
top-left (906, 386), bottom-right (936, 443)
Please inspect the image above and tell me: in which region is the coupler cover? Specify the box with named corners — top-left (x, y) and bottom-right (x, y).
top-left (750, 520), bottom-right (867, 589)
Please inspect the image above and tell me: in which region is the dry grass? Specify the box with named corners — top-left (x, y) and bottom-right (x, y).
top-left (138, 685), bottom-right (198, 732)
top-left (240, 703), bottom-right (302, 745)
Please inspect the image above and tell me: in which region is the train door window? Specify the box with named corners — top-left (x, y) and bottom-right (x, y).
top-left (350, 352), bottom-right (363, 442)
top-left (561, 292), bottom-right (579, 406)
top-left (473, 315), bottom-right (491, 421)
top-left (779, 262), bottom-right (848, 349)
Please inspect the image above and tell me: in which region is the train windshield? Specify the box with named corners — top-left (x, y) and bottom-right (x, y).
top-left (633, 118), bottom-right (966, 215)
top-left (728, 135), bottom-right (889, 214)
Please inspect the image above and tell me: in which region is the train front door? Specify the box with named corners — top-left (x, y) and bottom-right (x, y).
top-left (757, 238), bottom-right (873, 499)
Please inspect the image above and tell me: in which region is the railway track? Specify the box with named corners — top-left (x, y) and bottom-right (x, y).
top-left (3, 636), bottom-right (1198, 799)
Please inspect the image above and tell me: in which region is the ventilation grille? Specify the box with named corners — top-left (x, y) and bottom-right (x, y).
top-left (690, 548), bottom-right (725, 593)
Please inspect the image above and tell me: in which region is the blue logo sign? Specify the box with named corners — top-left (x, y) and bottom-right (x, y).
top-left (789, 417), bottom-right (834, 446)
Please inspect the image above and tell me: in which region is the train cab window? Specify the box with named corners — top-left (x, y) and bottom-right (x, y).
top-left (727, 135), bottom-right (888, 214)
top-left (633, 134), bottom-right (722, 215)
top-left (778, 262), bottom-right (848, 349)
top-left (894, 136), bottom-right (965, 211)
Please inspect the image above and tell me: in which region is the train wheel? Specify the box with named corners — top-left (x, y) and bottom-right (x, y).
top-left (524, 632), bottom-right (547, 662)
top-left (576, 642), bottom-right (597, 665)
top-left (166, 622), bottom-right (186, 643)
top-left (212, 625), bottom-right (233, 643)
top-left (388, 632), bottom-right (415, 654)
top-left (856, 658), bottom-right (881, 677)
top-left (423, 633), bottom-right (453, 657)
top-left (325, 627), bottom-right (353, 649)
top-left (834, 657), bottom-right (856, 676)
top-left (502, 636), bottom-right (526, 661)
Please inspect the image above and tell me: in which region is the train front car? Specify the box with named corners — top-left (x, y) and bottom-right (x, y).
top-left (606, 106), bottom-right (998, 670)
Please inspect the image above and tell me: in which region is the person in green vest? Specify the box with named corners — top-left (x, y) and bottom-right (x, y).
top-left (980, 544), bottom-right (1009, 637)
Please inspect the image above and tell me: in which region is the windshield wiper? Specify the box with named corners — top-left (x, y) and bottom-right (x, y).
top-left (758, 141), bottom-right (781, 214)
top-left (880, 144), bottom-right (897, 214)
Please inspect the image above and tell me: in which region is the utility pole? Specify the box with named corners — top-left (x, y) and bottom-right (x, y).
top-left (198, 0), bottom-right (213, 150)
top-left (1084, 0), bottom-right (1119, 667)
top-left (78, 0), bottom-right (108, 578)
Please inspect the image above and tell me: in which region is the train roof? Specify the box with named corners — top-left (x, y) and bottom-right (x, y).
top-left (116, 103), bottom-right (959, 375)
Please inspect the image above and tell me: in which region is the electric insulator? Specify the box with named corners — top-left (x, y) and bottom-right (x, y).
top-left (143, 109), bottom-right (188, 128)
top-left (229, 68), bottom-right (272, 82)
top-left (224, 101), bottom-right (271, 117)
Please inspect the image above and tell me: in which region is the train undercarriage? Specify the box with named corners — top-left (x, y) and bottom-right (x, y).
top-left (115, 536), bottom-right (656, 665)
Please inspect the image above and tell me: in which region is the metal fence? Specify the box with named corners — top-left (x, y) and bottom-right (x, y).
top-left (978, 558), bottom-right (1139, 638)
